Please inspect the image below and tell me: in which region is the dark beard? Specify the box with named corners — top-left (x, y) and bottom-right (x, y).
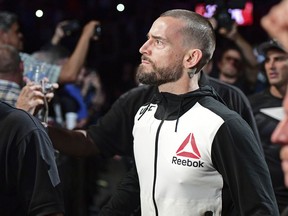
top-left (136, 61), bottom-right (183, 86)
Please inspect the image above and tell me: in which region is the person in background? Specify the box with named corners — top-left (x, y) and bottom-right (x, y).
top-left (248, 39), bottom-right (288, 214)
top-left (32, 47), bottom-right (88, 129)
top-left (262, 0), bottom-right (288, 186)
top-left (209, 18), bottom-right (261, 95)
top-left (216, 45), bottom-right (252, 93)
top-left (0, 44), bottom-right (56, 115)
top-left (33, 27), bottom-right (107, 129)
top-left (79, 68), bottom-right (106, 127)
top-left (0, 44), bottom-right (63, 216)
top-left (261, 1), bottom-right (288, 215)
top-left (0, 100), bottom-right (64, 216)
top-left (0, 11), bottom-right (99, 84)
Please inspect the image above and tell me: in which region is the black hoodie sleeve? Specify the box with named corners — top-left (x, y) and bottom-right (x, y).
top-left (87, 85), bottom-right (155, 158)
top-left (211, 116), bottom-right (279, 216)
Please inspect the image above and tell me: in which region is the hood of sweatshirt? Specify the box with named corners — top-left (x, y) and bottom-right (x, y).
top-left (137, 85), bottom-right (224, 132)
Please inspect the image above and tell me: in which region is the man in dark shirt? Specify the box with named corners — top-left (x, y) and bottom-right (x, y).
top-left (249, 39), bottom-right (288, 214)
top-left (0, 101), bottom-right (64, 216)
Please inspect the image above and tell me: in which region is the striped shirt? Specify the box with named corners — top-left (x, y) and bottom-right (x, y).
top-left (0, 80), bottom-right (20, 106)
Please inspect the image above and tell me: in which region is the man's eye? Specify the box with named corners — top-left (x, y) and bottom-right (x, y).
top-left (155, 40), bottom-right (163, 46)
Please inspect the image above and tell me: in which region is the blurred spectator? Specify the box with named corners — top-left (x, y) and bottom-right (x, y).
top-left (261, 2), bottom-right (288, 215)
top-left (32, 47), bottom-right (88, 130)
top-left (0, 44), bottom-right (56, 116)
top-left (34, 20), bottom-right (102, 129)
top-left (210, 18), bottom-right (262, 95)
top-left (80, 68), bottom-right (106, 126)
top-left (33, 20), bottom-right (111, 216)
top-left (248, 39), bottom-right (288, 214)
top-left (60, 69), bottom-right (89, 129)
top-left (0, 11), bottom-right (98, 84)
top-left (0, 101), bottom-right (64, 215)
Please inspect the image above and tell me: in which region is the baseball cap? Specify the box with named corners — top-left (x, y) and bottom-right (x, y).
top-left (257, 39), bottom-right (286, 56)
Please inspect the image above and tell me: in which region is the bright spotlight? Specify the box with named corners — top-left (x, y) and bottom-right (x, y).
top-left (116, 4), bottom-right (125, 12)
top-left (35, 10), bottom-right (43, 18)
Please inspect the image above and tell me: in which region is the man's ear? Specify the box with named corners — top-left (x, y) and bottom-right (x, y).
top-left (183, 49), bottom-right (203, 69)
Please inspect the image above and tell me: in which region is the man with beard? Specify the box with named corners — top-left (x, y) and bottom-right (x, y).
top-left (248, 40), bottom-right (288, 214)
top-left (49, 9), bottom-right (277, 215)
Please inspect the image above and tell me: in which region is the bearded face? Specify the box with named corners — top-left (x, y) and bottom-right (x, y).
top-left (136, 55), bottom-right (184, 86)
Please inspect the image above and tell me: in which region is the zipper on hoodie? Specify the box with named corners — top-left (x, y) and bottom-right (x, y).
top-left (152, 118), bottom-right (165, 216)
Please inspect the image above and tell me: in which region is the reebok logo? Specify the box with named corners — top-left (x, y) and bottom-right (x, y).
top-left (172, 133), bottom-right (204, 168)
top-left (171, 156), bottom-right (204, 167)
top-left (176, 133), bottom-right (201, 159)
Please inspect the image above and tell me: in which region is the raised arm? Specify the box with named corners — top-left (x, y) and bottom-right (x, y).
top-left (58, 20), bottom-right (100, 83)
top-left (50, 20), bottom-right (71, 46)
